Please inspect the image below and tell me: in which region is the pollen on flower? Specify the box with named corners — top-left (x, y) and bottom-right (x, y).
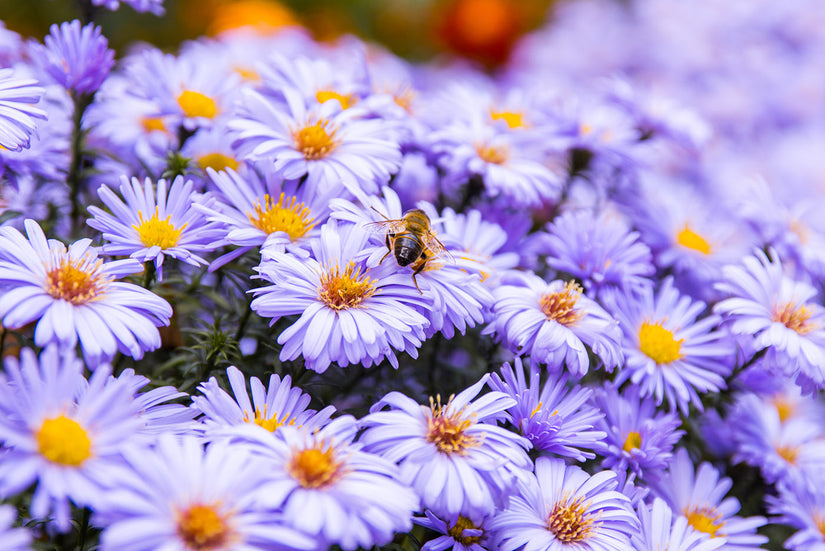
top-left (546, 493), bottom-right (595, 543)
top-left (134, 208), bottom-right (186, 249)
top-left (316, 89), bottom-right (356, 109)
top-left (677, 224), bottom-right (712, 255)
top-left (36, 415), bottom-right (92, 466)
top-left (293, 119), bottom-right (339, 160)
top-left (490, 109), bottom-right (525, 129)
top-left (45, 254), bottom-right (109, 305)
top-left (426, 394), bottom-right (481, 455)
top-left (177, 90), bottom-right (218, 119)
top-left (288, 443), bottom-right (344, 489)
top-left (539, 281), bottom-right (584, 326)
top-left (242, 405), bottom-right (295, 432)
top-left (638, 320), bottom-right (684, 364)
top-left (683, 505), bottom-right (724, 538)
top-left (318, 261), bottom-right (376, 310)
top-left (248, 193), bottom-right (315, 239)
top-left (772, 302), bottom-right (817, 335)
top-left (622, 430), bottom-right (642, 452)
top-left (447, 516), bottom-right (483, 545)
top-left (476, 143), bottom-right (509, 165)
top-left (176, 503), bottom-right (234, 551)
top-left (197, 152), bottom-right (239, 173)
top-left (771, 395), bottom-right (795, 423)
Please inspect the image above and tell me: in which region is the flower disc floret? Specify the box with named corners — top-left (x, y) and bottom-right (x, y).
top-left (248, 192), bottom-right (315, 239)
top-left (178, 90), bottom-right (218, 119)
top-left (36, 415), bottom-right (92, 466)
top-left (540, 281), bottom-right (584, 326)
top-left (45, 256), bottom-right (109, 305)
top-left (426, 395), bottom-right (481, 455)
top-left (288, 443), bottom-right (344, 489)
top-left (318, 261), bottom-right (376, 310)
top-left (176, 503), bottom-right (234, 551)
top-left (293, 119), bottom-right (339, 160)
top-left (134, 208), bottom-right (186, 248)
top-left (677, 224), bottom-right (712, 255)
top-left (638, 320), bottom-right (684, 364)
top-left (683, 505), bottom-right (724, 538)
top-left (547, 494), bottom-right (595, 543)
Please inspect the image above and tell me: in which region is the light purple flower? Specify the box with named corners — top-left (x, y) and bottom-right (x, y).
top-left (0, 68), bottom-right (46, 151)
top-left (360, 374), bottom-right (532, 519)
top-left (0, 219), bottom-right (172, 366)
top-left (38, 20), bottom-right (114, 95)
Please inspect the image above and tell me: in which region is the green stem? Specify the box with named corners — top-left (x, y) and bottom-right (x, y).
top-left (143, 262), bottom-right (157, 289)
top-left (68, 92), bottom-right (93, 236)
top-left (78, 507), bottom-right (91, 550)
top-left (76, 0), bottom-right (100, 24)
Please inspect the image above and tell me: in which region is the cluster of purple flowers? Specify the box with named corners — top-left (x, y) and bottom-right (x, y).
top-left (2, 0), bottom-right (825, 549)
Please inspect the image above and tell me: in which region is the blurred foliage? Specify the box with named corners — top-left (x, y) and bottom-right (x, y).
top-left (1, 0), bottom-right (554, 66)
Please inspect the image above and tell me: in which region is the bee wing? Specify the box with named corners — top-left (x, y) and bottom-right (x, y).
top-left (422, 232), bottom-right (456, 263)
top-left (363, 218), bottom-right (408, 234)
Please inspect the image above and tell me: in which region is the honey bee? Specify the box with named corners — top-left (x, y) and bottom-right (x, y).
top-left (364, 208), bottom-right (452, 293)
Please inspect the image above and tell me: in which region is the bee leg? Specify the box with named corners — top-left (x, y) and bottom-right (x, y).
top-left (379, 234), bottom-right (393, 264)
top-left (411, 256), bottom-right (427, 294)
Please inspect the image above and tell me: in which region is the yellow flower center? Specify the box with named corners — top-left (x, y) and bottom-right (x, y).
top-left (476, 143), bottom-right (509, 165)
top-left (623, 431), bottom-right (642, 452)
top-left (176, 503), bottom-right (234, 551)
top-left (447, 516), bottom-right (482, 545)
top-left (547, 494), bottom-right (594, 543)
top-left (539, 281), bottom-right (584, 326)
top-left (288, 443), bottom-right (343, 489)
top-left (141, 116), bottom-right (166, 133)
top-left (490, 109), bottom-right (525, 129)
top-left (638, 321), bottom-right (683, 364)
top-left (316, 89), bottom-right (356, 109)
top-left (772, 396), bottom-right (795, 423)
top-left (233, 66), bottom-right (261, 83)
top-left (37, 415), bottom-right (92, 466)
top-left (177, 90), bottom-right (218, 119)
top-left (426, 395), bottom-right (481, 455)
top-left (318, 262), bottom-right (376, 310)
top-left (816, 515), bottom-right (825, 541)
top-left (197, 153), bottom-right (239, 173)
top-left (247, 193), bottom-right (315, 239)
top-left (677, 224), bottom-right (712, 255)
top-left (776, 444), bottom-right (799, 465)
top-left (293, 120), bottom-right (338, 160)
top-left (683, 505), bottom-right (724, 538)
top-left (45, 255), bottom-right (109, 305)
top-left (242, 406), bottom-right (294, 432)
top-left (134, 208), bottom-right (186, 249)
top-left (772, 302), bottom-right (817, 335)
top-left (393, 87), bottom-right (415, 112)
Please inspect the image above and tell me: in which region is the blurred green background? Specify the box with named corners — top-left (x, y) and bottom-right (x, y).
top-left (1, 0), bottom-right (553, 66)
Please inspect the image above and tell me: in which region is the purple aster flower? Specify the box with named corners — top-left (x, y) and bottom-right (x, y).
top-left (231, 86), bottom-right (401, 195)
top-left (359, 374), bottom-right (532, 519)
top-left (489, 456), bottom-right (638, 551)
top-left (229, 415), bottom-right (419, 551)
top-left (0, 68), bottom-right (46, 152)
top-left (332, 189), bottom-right (493, 338)
top-left (87, 175), bottom-right (223, 280)
top-left (649, 448), bottom-right (768, 550)
top-left (591, 383), bottom-right (684, 477)
top-left (433, 116), bottom-right (562, 208)
top-left (714, 249), bottom-right (825, 393)
top-left (0, 505), bottom-right (31, 551)
top-left (767, 471), bottom-right (825, 551)
top-left (489, 357), bottom-right (606, 461)
top-left (602, 277), bottom-right (732, 413)
top-left (251, 220), bottom-right (429, 373)
top-left (543, 208), bottom-right (654, 297)
top-left (36, 20), bottom-right (114, 96)
top-left (414, 510), bottom-right (492, 551)
top-left (0, 219), bottom-right (172, 366)
top-left (91, 0), bottom-right (165, 14)
top-left (196, 166), bottom-right (333, 269)
top-left (94, 434), bottom-right (315, 551)
top-left (0, 348), bottom-right (144, 532)
top-left (728, 392), bottom-right (825, 484)
top-left (486, 273), bottom-right (623, 377)
top-left (191, 365), bottom-right (335, 441)
top-left (634, 498), bottom-right (724, 551)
